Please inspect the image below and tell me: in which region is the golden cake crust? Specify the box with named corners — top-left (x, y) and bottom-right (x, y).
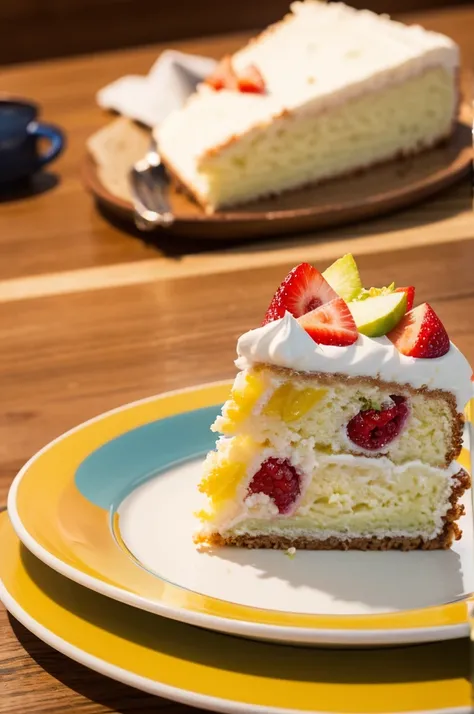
top-left (201, 527), bottom-right (457, 551)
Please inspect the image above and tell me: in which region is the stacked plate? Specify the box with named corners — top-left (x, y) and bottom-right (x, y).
top-left (1, 381), bottom-right (473, 713)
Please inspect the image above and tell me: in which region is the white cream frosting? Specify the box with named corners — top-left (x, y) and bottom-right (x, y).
top-left (235, 312), bottom-right (473, 411)
top-left (232, 0), bottom-right (459, 117)
top-left (156, 0), bottom-right (459, 162)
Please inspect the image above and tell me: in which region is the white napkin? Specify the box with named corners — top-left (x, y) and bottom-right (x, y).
top-left (96, 50), bottom-right (217, 128)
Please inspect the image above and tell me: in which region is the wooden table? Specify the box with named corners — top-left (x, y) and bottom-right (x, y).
top-left (1, 5), bottom-right (473, 712)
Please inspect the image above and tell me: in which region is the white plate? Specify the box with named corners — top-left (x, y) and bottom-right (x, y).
top-left (7, 382), bottom-right (474, 647)
top-left (119, 458), bottom-right (474, 618)
top-left (0, 511), bottom-right (471, 714)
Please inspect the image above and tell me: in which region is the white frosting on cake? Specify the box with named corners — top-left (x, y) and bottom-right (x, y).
top-left (235, 312), bottom-right (473, 411)
top-left (156, 0), bottom-right (459, 161)
top-left (232, 0), bottom-right (459, 118)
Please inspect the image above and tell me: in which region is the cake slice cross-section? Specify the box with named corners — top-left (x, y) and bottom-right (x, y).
top-left (155, 1), bottom-right (460, 212)
top-left (195, 256), bottom-right (472, 550)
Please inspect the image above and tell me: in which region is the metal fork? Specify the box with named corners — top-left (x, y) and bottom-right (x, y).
top-left (129, 139), bottom-right (174, 231)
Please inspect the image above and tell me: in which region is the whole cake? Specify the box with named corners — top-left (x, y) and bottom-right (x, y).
top-left (155, 1), bottom-right (460, 212)
top-left (195, 255), bottom-right (472, 550)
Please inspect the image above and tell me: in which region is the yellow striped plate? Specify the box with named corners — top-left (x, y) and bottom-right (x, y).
top-left (0, 512), bottom-right (471, 714)
top-left (6, 383), bottom-right (474, 646)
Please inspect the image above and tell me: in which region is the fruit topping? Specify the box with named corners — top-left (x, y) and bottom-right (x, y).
top-left (395, 286), bottom-right (415, 312)
top-left (355, 282), bottom-right (415, 312)
top-left (199, 436), bottom-right (257, 506)
top-left (205, 57), bottom-right (266, 94)
top-left (322, 253), bottom-right (363, 302)
top-left (297, 297), bottom-right (358, 346)
top-left (262, 256), bottom-right (423, 348)
top-left (386, 303), bottom-right (450, 358)
top-left (263, 383), bottom-right (327, 422)
top-left (237, 65), bottom-right (266, 94)
top-left (355, 283), bottom-right (395, 301)
top-left (262, 262), bottom-right (338, 324)
top-left (205, 56), bottom-right (238, 91)
top-left (348, 292), bottom-right (407, 338)
top-left (347, 395), bottom-right (409, 451)
top-left (247, 457), bottom-right (301, 513)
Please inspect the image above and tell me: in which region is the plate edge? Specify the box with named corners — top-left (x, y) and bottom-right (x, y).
top-left (0, 576), bottom-right (470, 714)
top-left (6, 385), bottom-right (472, 646)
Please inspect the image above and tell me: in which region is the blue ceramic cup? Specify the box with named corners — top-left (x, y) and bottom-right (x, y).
top-left (0, 98), bottom-right (65, 184)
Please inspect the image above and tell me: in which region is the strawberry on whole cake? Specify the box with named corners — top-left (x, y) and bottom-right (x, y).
top-left (196, 255), bottom-right (472, 550)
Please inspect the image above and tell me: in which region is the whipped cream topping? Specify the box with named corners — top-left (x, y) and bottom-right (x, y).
top-left (235, 312), bottom-right (473, 411)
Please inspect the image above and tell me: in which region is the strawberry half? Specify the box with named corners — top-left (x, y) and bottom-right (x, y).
top-left (262, 263), bottom-right (338, 325)
top-left (237, 65), bottom-right (266, 94)
top-left (205, 56), bottom-right (238, 91)
top-left (297, 297), bottom-right (358, 346)
top-left (387, 303), bottom-right (450, 358)
top-left (395, 286), bottom-right (415, 312)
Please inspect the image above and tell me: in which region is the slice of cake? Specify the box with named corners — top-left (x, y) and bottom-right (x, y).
top-left (195, 255), bottom-right (472, 550)
top-left (155, 1), bottom-right (460, 212)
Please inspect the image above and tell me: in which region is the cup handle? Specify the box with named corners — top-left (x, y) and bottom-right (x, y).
top-left (28, 121), bottom-right (65, 167)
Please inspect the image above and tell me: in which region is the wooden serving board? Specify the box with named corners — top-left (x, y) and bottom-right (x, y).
top-left (83, 104), bottom-right (473, 241)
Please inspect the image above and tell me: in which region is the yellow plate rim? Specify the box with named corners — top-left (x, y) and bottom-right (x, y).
top-left (0, 512), bottom-right (471, 714)
top-left (6, 382), bottom-right (473, 646)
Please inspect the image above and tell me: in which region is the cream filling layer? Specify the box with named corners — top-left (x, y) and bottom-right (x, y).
top-left (200, 449), bottom-right (461, 541)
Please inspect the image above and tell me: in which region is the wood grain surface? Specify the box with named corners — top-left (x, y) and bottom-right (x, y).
top-left (1, 6), bottom-right (474, 713)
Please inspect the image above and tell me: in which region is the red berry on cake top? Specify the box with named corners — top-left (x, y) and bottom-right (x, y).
top-left (297, 298), bottom-right (358, 346)
top-left (261, 255), bottom-right (449, 355)
top-left (262, 262), bottom-right (338, 325)
top-left (395, 286), bottom-right (415, 312)
top-left (205, 57), bottom-right (266, 94)
top-left (387, 303), bottom-right (450, 358)
top-left (205, 56), bottom-right (238, 91)
top-left (237, 65), bottom-right (266, 94)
